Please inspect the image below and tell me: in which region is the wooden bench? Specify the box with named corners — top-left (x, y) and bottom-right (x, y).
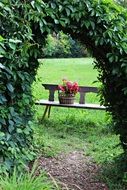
top-left (35, 84), bottom-right (106, 120)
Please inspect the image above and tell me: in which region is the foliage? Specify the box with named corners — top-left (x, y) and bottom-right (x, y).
top-left (0, 0), bottom-right (40, 173)
top-left (43, 32), bottom-right (87, 58)
top-left (69, 37), bottom-right (89, 58)
top-left (0, 165), bottom-right (57, 190)
top-left (1, 0), bottom-right (127, 173)
top-left (43, 34), bottom-right (58, 57)
top-left (115, 0), bottom-right (127, 7)
top-left (43, 32), bottom-right (71, 58)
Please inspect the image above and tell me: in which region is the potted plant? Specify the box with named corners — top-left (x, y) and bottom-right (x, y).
top-left (58, 79), bottom-right (79, 104)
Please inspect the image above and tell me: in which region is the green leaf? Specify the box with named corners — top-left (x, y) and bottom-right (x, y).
top-left (0, 95), bottom-right (7, 104)
top-left (90, 21), bottom-right (95, 30)
top-left (0, 35), bottom-right (4, 42)
top-left (17, 128), bottom-right (22, 133)
top-left (9, 120), bottom-right (14, 127)
top-left (6, 134), bottom-right (11, 141)
top-left (109, 55), bottom-right (114, 63)
top-left (9, 42), bottom-right (16, 50)
top-left (66, 8), bottom-right (70, 16)
top-left (0, 118), bottom-right (6, 125)
top-left (9, 39), bottom-right (22, 43)
top-left (30, 1), bottom-right (35, 8)
top-left (90, 10), bottom-right (95, 16)
top-left (0, 46), bottom-right (6, 54)
top-left (84, 21), bottom-right (90, 29)
top-left (9, 107), bottom-right (15, 116)
top-left (54, 19), bottom-right (59, 24)
top-left (7, 83), bottom-right (14, 93)
top-left (51, 2), bottom-right (56, 9)
top-left (0, 132), bottom-right (5, 139)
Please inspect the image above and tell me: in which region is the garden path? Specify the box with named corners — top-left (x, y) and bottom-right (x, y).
top-left (39, 151), bottom-right (108, 190)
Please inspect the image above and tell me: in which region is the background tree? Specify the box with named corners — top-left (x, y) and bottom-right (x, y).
top-left (43, 32), bottom-right (88, 58)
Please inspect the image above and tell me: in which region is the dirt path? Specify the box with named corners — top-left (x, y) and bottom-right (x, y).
top-left (39, 151), bottom-right (108, 190)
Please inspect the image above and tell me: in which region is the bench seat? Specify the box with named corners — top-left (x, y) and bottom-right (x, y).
top-left (35, 99), bottom-right (105, 110)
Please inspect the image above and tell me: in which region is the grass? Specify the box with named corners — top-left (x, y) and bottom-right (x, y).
top-left (33, 58), bottom-right (99, 101)
top-left (32, 58), bottom-right (126, 190)
top-left (0, 165), bottom-right (59, 190)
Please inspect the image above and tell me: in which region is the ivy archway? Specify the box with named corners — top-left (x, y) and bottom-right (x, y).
top-left (0, 0), bottom-right (127, 173)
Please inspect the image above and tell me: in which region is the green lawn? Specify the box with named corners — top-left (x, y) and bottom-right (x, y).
top-left (37, 58), bottom-right (97, 85)
top-left (33, 58), bottom-right (99, 100)
top-left (32, 58), bottom-right (126, 190)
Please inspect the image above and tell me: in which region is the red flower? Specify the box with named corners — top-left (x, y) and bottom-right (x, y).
top-left (58, 80), bottom-right (79, 95)
top-left (58, 85), bottom-right (65, 92)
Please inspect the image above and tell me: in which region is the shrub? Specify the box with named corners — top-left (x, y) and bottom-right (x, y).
top-left (43, 32), bottom-right (88, 58)
top-left (69, 38), bottom-right (89, 58)
top-left (43, 34), bottom-right (58, 57)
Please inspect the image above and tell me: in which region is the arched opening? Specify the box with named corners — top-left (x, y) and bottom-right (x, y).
top-left (33, 57), bottom-right (105, 119)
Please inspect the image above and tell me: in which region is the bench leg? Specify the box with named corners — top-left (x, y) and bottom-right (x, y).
top-left (42, 105), bottom-right (49, 120)
top-left (48, 106), bottom-right (51, 118)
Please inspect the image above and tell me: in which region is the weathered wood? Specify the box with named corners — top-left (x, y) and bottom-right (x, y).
top-left (79, 92), bottom-right (86, 104)
top-left (79, 86), bottom-right (98, 93)
top-left (42, 84), bottom-right (98, 93)
top-left (35, 100), bottom-right (105, 110)
top-left (42, 84), bottom-right (58, 101)
top-left (78, 86), bottom-right (98, 104)
top-left (48, 105), bottom-right (51, 118)
top-left (42, 105), bottom-right (49, 120)
top-left (49, 90), bottom-right (55, 101)
top-left (42, 84), bottom-right (58, 90)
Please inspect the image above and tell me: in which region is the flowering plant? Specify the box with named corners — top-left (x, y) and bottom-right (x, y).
top-left (58, 79), bottom-right (79, 96)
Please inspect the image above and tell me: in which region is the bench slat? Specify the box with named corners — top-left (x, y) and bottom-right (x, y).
top-left (42, 84), bottom-right (98, 93)
top-left (79, 86), bottom-right (98, 93)
top-left (35, 100), bottom-right (105, 110)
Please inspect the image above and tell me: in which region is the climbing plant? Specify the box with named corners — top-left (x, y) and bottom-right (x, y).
top-left (116, 0), bottom-right (127, 7)
top-left (0, 0), bottom-right (127, 173)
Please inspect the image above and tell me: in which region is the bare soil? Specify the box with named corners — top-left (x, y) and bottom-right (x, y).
top-left (39, 151), bottom-right (109, 190)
